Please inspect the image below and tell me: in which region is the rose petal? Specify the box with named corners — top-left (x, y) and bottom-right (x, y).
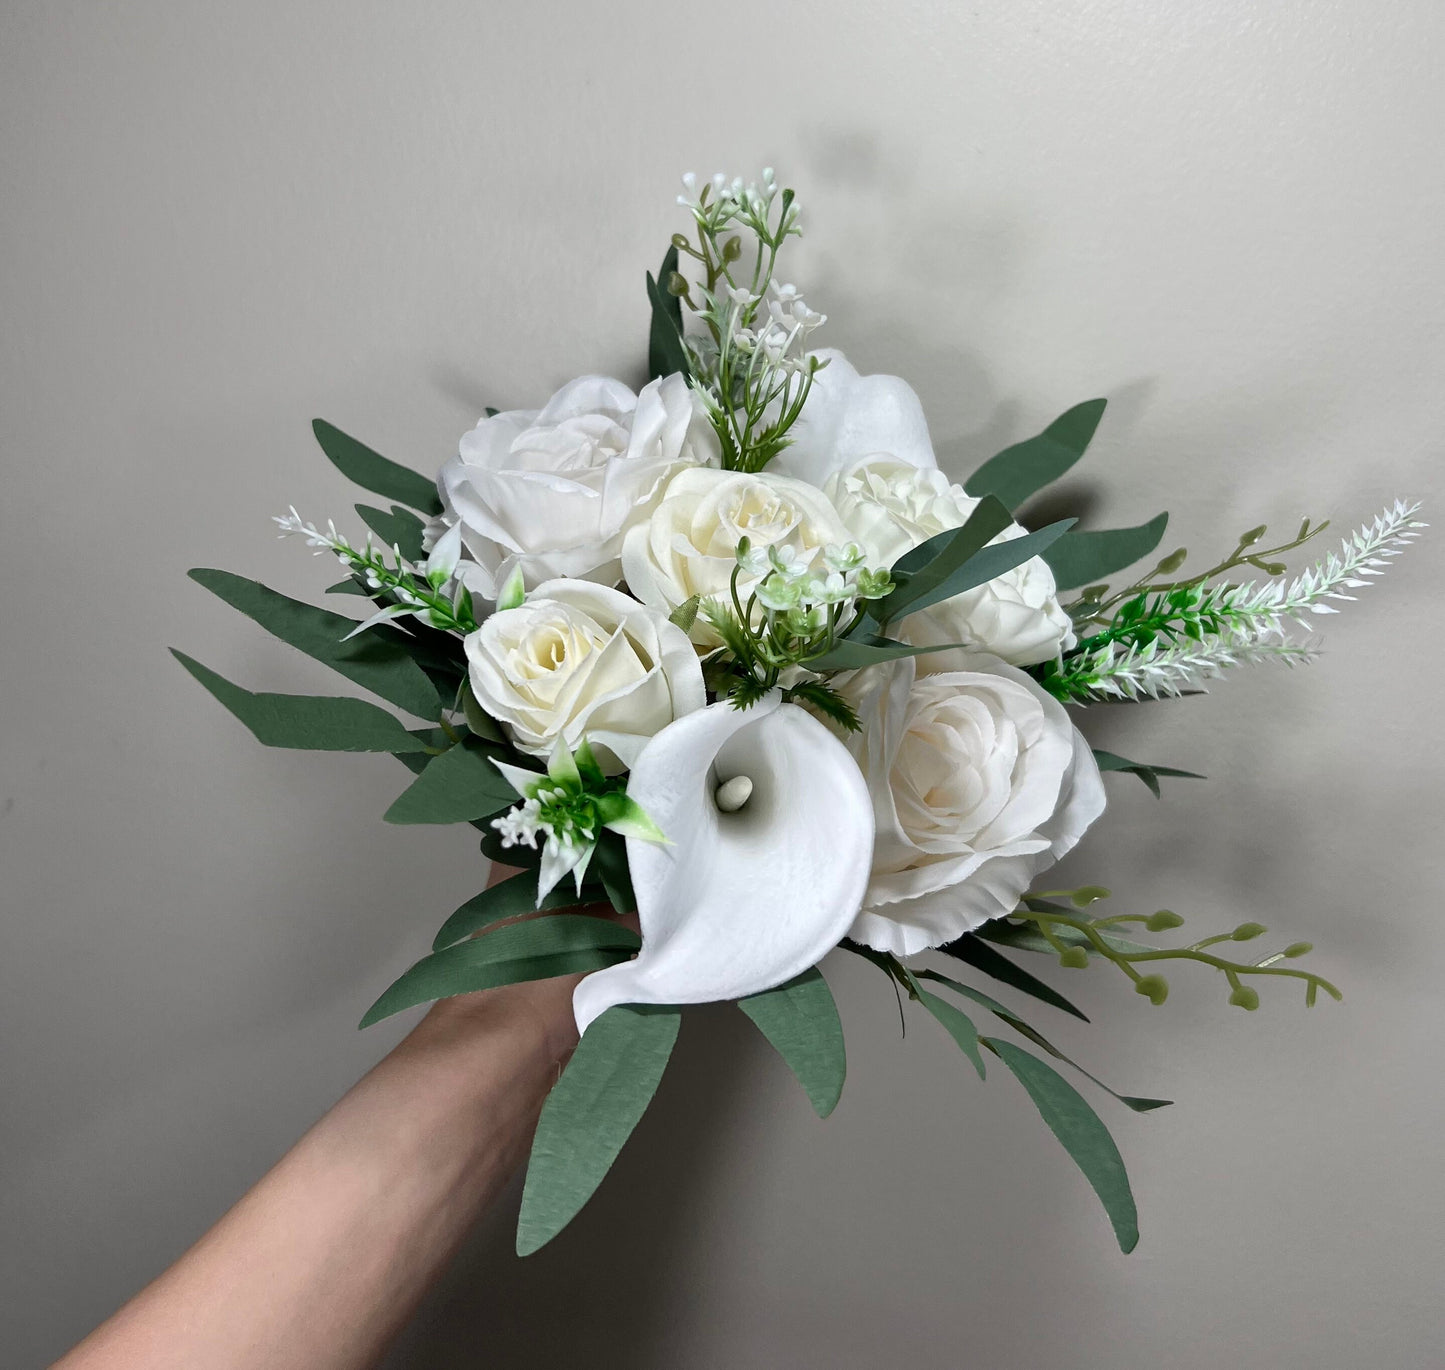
top-left (771, 349), bottom-right (937, 488)
top-left (572, 693), bottom-right (874, 1033)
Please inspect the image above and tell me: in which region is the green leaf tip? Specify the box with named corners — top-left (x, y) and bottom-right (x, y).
top-left (738, 968), bottom-right (847, 1117)
top-left (360, 915), bottom-right (640, 1028)
top-left (171, 649), bottom-right (429, 753)
top-left (186, 568), bottom-right (441, 721)
top-left (963, 398), bottom-right (1108, 512)
top-left (311, 418), bottom-right (442, 516)
top-left (517, 1004), bottom-right (681, 1255)
top-left (986, 1037), bottom-right (1140, 1253)
top-left (383, 737), bottom-right (517, 825)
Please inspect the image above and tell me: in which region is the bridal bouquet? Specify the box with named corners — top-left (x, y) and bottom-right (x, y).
top-left (176, 170), bottom-right (1422, 1256)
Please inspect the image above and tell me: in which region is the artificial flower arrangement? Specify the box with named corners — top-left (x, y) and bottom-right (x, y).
top-left (175, 170), bottom-right (1422, 1256)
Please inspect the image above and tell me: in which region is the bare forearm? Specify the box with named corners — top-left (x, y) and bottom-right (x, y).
top-left (55, 975), bottom-right (580, 1370)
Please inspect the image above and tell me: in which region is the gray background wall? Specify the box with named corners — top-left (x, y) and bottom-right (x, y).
top-left (3, 3), bottom-right (1443, 1366)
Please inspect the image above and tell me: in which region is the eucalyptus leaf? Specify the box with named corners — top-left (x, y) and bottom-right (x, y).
top-left (806, 634), bottom-right (970, 673)
top-left (517, 1004), bottom-right (681, 1255)
top-left (984, 1038), bottom-right (1140, 1253)
top-left (187, 569), bottom-right (441, 720)
top-left (963, 399), bottom-right (1108, 512)
top-left (383, 736), bottom-right (517, 824)
top-left (738, 967), bottom-right (846, 1118)
top-left (173, 651), bottom-right (428, 753)
top-left (1092, 748), bottom-right (1205, 799)
top-left (312, 418), bottom-right (442, 516)
top-left (431, 870), bottom-right (605, 951)
top-left (881, 495), bottom-right (1014, 619)
top-left (936, 931), bottom-right (1089, 1020)
top-left (360, 915), bottom-right (641, 1027)
top-left (646, 247), bottom-right (689, 381)
top-left (919, 970), bottom-right (1170, 1113)
top-left (1042, 513), bottom-right (1169, 590)
top-left (916, 988), bottom-right (986, 1079)
top-left (355, 503), bottom-right (428, 563)
top-left (459, 680), bottom-right (505, 742)
top-left (892, 518), bottom-right (1075, 622)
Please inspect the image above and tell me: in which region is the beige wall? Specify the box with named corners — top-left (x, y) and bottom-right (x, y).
top-left (4, 3), bottom-right (1443, 1366)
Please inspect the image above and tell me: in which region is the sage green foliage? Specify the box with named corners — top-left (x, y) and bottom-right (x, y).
top-left (868, 496), bottom-right (1074, 628)
top-left (172, 651), bottom-right (427, 753)
top-left (384, 736), bottom-right (517, 824)
top-left (842, 940), bottom-right (1149, 1252)
top-left (1092, 748), bottom-right (1205, 798)
top-left (738, 968), bottom-right (846, 1117)
top-left (876, 495), bottom-right (1013, 621)
top-left (187, 568), bottom-right (442, 720)
top-left (963, 399), bottom-right (1107, 511)
top-left (431, 870), bottom-right (603, 951)
top-left (517, 1005), bottom-right (681, 1256)
top-left (985, 1038), bottom-right (1140, 1253)
top-left (355, 503), bottom-right (427, 562)
top-left (937, 932), bottom-right (1089, 1021)
top-left (311, 418), bottom-right (442, 515)
top-left (918, 970), bottom-right (1170, 1113)
top-left (646, 245), bottom-right (689, 381)
top-left (916, 988), bottom-right (986, 1079)
top-left (1042, 513), bottom-right (1170, 590)
top-left (359, 915), bottom-right (641, 1028)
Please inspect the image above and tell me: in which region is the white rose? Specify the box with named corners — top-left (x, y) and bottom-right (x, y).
top-left (841, 654), bottom-right (1105, 956)
top-left (621, 466), bottom-right (851, 645)
top-left (437, 373), bottom-right (719, 599)
top-left (465, 579), bottom-right (705, 773)
top-left (825, 457), bottom-right (1076, 668)
top-left (768, 348), bottom-right (937, 488)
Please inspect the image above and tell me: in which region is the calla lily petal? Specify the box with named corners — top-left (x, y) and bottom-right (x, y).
top-left (572, 692), bottom-right (874, 1034)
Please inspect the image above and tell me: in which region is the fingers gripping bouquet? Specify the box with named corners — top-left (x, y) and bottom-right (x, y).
top-left (177, 170), bottom-right (1423, 1256)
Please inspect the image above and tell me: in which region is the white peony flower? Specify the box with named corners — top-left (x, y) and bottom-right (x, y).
top-left (465, 579), bottom-right (704, 773)
top-left (572, 691), bottom-right (874, 1033)
top-left (621, 465), bottom-right (851, 645)
top-left (437, 373), bottom-right (719, 599)
top-left (826, 457), bottom-right (1076, 668)
top-left (768, 348), bottom-right (937, 488)
top-left (840, 654), bottom-right (1105, 956)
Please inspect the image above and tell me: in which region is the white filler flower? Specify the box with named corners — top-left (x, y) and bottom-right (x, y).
top-left (768, 348), bottom-right (937, 487)
top-left (466, 580), bottom-right (704, 772)
top-left (621, 465), bottom-right (850, 644)
top-left (841, 655), bottom-right (1105, 955)
top-left (827, 457), bottom-right (1076, 667)
top-left (436, 373), bottom-right (718, 598)
top-left (572, 690), bottom-right (874, 1033)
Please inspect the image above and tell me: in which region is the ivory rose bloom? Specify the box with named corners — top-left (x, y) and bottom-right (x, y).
top-left (621, 466), bottom-right (851, 645)
top-left (437, 373), bottom-right (718, 599)
top-left (465, 579), bottom-right (704, 772)
top-left (769, 348), bottom-right (938, 487)
top-left (825, 457), bottom-right (1076, 668)
top-left (840, 654), bottom-right (1106, 956)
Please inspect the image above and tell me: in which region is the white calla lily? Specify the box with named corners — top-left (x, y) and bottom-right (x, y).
top-left (572, 692), bottom-right (874, 1034)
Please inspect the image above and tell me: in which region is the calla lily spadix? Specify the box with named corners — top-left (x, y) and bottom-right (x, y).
top-left (571, 691), bottom-right (875, 1035)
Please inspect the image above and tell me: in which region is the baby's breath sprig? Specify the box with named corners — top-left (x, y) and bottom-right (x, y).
top-left (491, 738), bottom-right (666, 904)
top-left (997, 888), bottom-right (1341, 1010)
top-left (275, 508), bottom-right (479, 636)
top-left (672, 170), bottom-right (826, 473)
top-left (703, 537), bottom-right (892, 724)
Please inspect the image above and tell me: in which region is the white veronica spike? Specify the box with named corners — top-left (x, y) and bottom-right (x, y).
top-left (572, 692), bottom-right (874, 1034)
